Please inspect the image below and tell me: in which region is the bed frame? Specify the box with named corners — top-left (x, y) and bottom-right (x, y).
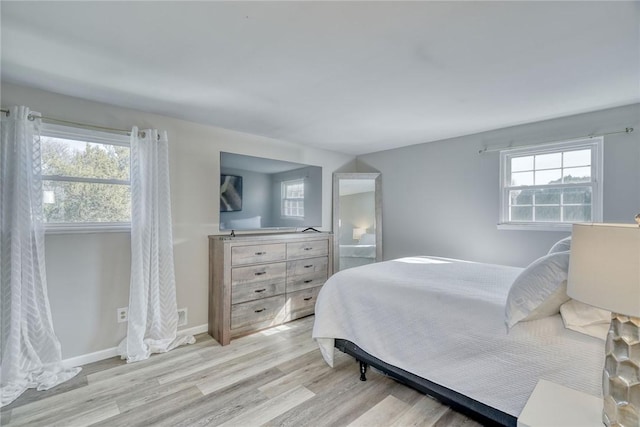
top-left (335, 339), bottom-right (517, 427)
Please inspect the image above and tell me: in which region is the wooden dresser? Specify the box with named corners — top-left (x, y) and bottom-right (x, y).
top-left (208, 232), bottom-right (333, 345)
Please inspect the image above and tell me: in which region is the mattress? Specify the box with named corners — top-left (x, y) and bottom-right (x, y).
top-left (312, 256), bottom-right (604, 417)
top-left (339, 244), bottom-right (376, 258)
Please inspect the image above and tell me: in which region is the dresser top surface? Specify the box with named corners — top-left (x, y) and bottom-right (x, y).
top-left (209, 231), bottom-right (332, 243)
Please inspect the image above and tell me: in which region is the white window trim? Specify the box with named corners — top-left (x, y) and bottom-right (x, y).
top-left (281, 178), bottom-right (305, 219)
top-left (498, 137), bottom-right (603, 232)
top-left (40, 123), bottom-right (132, 234)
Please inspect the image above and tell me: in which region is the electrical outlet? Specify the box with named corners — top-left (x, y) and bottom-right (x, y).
top-left (177, 308), bottom-right (187, 327)
top-left (117, 307), bottom-right (128, 323)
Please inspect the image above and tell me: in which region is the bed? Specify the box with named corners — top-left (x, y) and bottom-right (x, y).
top-left (338, 233), bottom-right (377, 270)
top-left (312, 254), bottom-right (604, 426)
top-left (338, 243), bottom-right (376, 269)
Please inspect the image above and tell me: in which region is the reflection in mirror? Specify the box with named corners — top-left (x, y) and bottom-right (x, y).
top-left (333, 173), bottom-right (382, 272)
top-left (219, 152), bottom-right (322, 231)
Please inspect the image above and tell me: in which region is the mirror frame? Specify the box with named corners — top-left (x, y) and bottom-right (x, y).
top-left (332, 172), bottom-right (382, 273)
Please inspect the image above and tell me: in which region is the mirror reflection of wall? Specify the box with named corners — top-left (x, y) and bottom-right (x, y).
top-left (338, 180), bottom-right (375, 245)
top-left (219, 152), bottom-right (322, 231)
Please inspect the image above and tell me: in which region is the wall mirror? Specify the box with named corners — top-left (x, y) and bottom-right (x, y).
top-left (333, 173), bottom-right (382, 272)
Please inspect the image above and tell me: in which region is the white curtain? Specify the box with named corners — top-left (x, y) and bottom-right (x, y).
top-left (118, 127), bottom-right (194, 363)
top-left (0, 106), bottom-right (80, 407)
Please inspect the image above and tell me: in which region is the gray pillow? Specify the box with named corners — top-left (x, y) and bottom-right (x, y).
top-left (505, 251), bottom-right (571, 328)
top-left (548, 236), bottom-right (571, 254)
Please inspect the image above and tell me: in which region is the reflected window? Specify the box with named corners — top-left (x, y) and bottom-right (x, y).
top-left (282, 179), bottom-right (304, 218)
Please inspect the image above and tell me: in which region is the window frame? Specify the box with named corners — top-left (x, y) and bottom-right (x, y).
top-left (40, 123), bottom-right (132, 234)
top-left (281, 178), bottom-right (305, 219)
top-left (498, 137), bottom-right (603, 231)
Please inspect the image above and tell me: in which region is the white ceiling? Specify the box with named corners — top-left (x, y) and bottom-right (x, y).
top-left (2, 1), bottom-right (639, 155)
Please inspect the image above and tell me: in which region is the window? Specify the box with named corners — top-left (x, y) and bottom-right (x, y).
top-left (499, 138), bottom-right (603, 231)
top-left (281, 179), bottom-right (305, 218)
top-left (40, 123), bottom-right (131, 232)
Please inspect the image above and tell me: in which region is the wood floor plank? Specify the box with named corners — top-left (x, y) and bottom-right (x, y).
top-left (151, 368), bottom-right (286, 427)
top-left (0, 316), bottom-right (479, 427)
top-left (389, 395), bottom-right (450, 427)
top-left (346, 395), bottom-right (411, 427)
top-left (0, 409), bottom-right (11, 424)
top-left (90, 385), bottom-right (204, 427)
top-left (196, 335), bottom-right (318, 395)
top-left (266, 363), bottom-right (393, 427)
top-left (11, 401), bottom-right (120, 427)
top-left (219, 385), bottom-right (315, 427)
top-left (86, 341), bottom-right (207, 384)
top-left (432, 408), bottom-right (484, 427)
top-left (157, 333), bottom-right (288, 384)
top-left (258, 352), bottom-right (331, 398)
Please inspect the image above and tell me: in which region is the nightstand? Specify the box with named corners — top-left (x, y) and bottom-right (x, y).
top-left (518, 380), bottom-right (603, 427)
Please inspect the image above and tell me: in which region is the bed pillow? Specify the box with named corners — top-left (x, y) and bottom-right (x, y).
top-left (505, 251), bottom-right (571, 328)
top-left (560, 299), bottom-right (611, 340)
top-left (548, 236), bottom-right (571, 254)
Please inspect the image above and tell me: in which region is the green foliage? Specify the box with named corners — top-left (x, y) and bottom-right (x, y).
top-left (41, 137), bottom-right (131, 223)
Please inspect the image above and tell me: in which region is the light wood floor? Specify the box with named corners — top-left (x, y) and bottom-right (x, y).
top-left (0, 316), bottom-right (479, 427)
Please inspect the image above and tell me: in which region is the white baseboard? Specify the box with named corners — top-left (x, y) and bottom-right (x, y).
top-left (178, 323), bottom-right (208, 336)
top-left (62, 347), bottom-right (120, 368)
top-left (61, 323), bottom-right (208, 368)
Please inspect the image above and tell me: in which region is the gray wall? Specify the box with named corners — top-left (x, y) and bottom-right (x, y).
top-left (358, 103), bottom-right (640, 267)
top-left (2, 82), bottom-right (354, 359)
top-left (220, 167), bottom-right (272, 228)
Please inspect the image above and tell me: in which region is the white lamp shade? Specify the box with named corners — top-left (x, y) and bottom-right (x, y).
top-left (352, 228), bottom-right (366, 241)
top-left (567, 223), bottom-right (640, 317)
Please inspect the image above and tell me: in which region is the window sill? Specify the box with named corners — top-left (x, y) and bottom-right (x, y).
top-left (497, 222), bottom-right (575, 232)
top-left (45, 223), bottom-right (131, 234)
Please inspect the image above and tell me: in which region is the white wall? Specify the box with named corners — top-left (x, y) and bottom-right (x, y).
top-left (1, 82), bottom-right (354, 359)
top-left (358, 103), bottom-right (640, 267)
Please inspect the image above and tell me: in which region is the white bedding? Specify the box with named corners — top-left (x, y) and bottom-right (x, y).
top-left (339, 244), bottom-right (376, 259)
top-left (312, 256), bottom-right (604, 417)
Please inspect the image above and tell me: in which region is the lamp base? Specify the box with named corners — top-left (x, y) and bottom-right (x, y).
top-left (603, 313), bottom-right (640, 427)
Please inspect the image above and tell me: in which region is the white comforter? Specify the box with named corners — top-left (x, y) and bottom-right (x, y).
top-left (339, 244), bottom-right (376, 258)
top-left (312, 256), bottom-right (603, 417)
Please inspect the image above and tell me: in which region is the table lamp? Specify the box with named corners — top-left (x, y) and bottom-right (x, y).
top-left (352, 227), bottom-right (366, 241)
top-left (567, 222), bottom-right (640, 426)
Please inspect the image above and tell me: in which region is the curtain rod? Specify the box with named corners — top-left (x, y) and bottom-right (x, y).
top-left (1, 108), bottom-right (133, 136)
top-left (478, 127), bottom-right (634, 155)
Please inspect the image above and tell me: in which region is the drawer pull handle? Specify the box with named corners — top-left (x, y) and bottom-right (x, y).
top-left (304, 265), bottom-right (313, 269)
top-left (304, 247), bottom-right (313, 251)
top-left (254, 288), bottom-right (267, 293)
top-left (303, 297), bottom-right (313, 301)
top-left (255, 308), bottom-right (266, 313)
top-left (255, 252), bottom-right (266, 255)
top-left (254, 271), bottom-right (267, 276)
top-left (303, 279), bottom-right (313, 284)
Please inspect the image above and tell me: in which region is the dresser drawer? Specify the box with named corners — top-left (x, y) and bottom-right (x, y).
top-left (287, 257), bottom-right (328, 277)
top-left (232, 262), bottom-right (287, 286)
top-left (286, 286), bottom-right (321, 320)
top-left (232, 243), bottom-right (286, 266)
top-left (287, 240), bottom-right (329, 260)
top-left (231, 295), bottom-right (286, 330)
top-left (287, 270), bottom-right (327, 293)
top-left (232, 280), bottom-right (286, 304)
